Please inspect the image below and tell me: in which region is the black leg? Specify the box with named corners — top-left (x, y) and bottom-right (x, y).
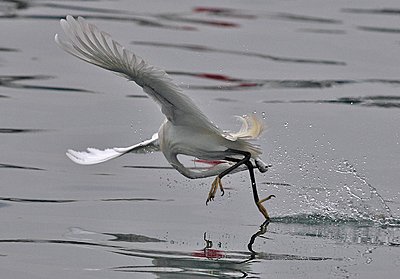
top-left (225, 151), bottom-right (275, 220)
top-left (206, 149), bottom-right (275, 219)
top-left (244, 160), bottom-right (260, 204)
top-left (218, 151), bottom-right (251, 180)
top-left (223, 150), bottom-right (261, 204)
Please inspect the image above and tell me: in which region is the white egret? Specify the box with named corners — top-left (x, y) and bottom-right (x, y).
top-left (55, 16), bottom-right (274, 219)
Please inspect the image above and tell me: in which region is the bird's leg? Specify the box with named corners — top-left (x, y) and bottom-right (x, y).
top-left (206, 151), bottom-right (251, 205)
top-left (206, 176), bottom-right (222, 204)
top-left (244, 160), bottom-right (275, 220)
top-left (206, 149), bottom-right (275, 220)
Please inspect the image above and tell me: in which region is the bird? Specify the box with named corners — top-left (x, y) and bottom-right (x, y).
top-left (55, 15), bottom-right (274, 219)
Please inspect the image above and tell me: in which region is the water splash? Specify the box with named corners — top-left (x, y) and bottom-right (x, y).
top-left (299, 159), bottom-right (395, 226)
top-left (269, 142), bottom-right (399, 228)
top-left (333, 160), bottom-right (393, 224)
top-left (267, 152), bottom-right (400, 246)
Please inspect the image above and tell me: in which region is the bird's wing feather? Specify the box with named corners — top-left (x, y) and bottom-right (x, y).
top-left (55, 15), bottom-right (220, 133)
top-left (66, 133), bottom-right (159, 165)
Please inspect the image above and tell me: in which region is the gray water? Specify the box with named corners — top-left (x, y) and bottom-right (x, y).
top-left (1, 0), bottom-right (399, 278)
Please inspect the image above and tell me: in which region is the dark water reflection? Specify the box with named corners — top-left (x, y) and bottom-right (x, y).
top-left (0, 128), bottom-right (44, 133)
top-left (0, 194), bottom-right (398, 277)
top-left (0, 197), bottom-right (74, 203)
top-left (0, 75), bottom-right (91, 93)
top-left (342, 8), bottom-right (400, 15)
top-left (298, 28), bottom-right (346, 35)
top-left (169, 70), bottom-right (400, 93)
top-left (357, 26), bottom-right (400, 34)
top-left (264, 95), bottom-right (400, 109)
top-left (0, 196), bottom-right (170, 203)
top-left (133, 41), bottom-right (347, 66)
top-left (0, 1), bottom-right (246, 30)
top-left (0, 163), bottom-right (44, 171)
top-left (271, 13), bottom-right (342, 24)
top-left (0, 47), bottom-right (18, 52)
top-left (0, 220), bottom-right (337, 278)
top-left (3, 215), bottom-right (397, 278)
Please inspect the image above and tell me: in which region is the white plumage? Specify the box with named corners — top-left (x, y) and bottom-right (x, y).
top-left (56, 16), bottom-right (273, 219)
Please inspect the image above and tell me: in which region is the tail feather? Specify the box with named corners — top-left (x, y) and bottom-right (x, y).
top-left (229, 114), bottom-right (264, 140)
top-left (223, 114), bottom-right (265, 157)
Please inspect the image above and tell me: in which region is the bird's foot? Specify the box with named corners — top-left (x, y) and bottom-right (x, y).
top-left (206, 177), bottom-right (224, 205)
top-left (256, 194), bottom-right (276, 220)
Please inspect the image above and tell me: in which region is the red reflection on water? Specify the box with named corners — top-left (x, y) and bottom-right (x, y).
top-left (193, 73), bottom-right (261, 89)
top-left (197, 73), bottom-right (237, 82)
top-left (192, 249), bottom-right (225, 259)
top-left (194, 7), bottom-right (228, 13)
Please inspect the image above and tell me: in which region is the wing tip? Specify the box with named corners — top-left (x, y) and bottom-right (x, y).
top-left (66, 149), bottom-right (91, 165)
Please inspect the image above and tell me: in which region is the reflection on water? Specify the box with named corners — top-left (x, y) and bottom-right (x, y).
top-left (0, 197), bottom-right (74, 203)
top-left (193, 6), bottom-right (256, 19)
top-left (169, 71), bottom-right (400, 92)
top-left (357, 26), bottom-right (400, 34)
top-left (133, 41), bottom-right (347, 66)
top-left (0, 196), bottom-right (171, 203)
top-left (0, 47), bottom-right (18, 52)
top-left (0, 75), bottom-right (91, 93)
top-left (0, 220), bottom-right (341, 278)
top-left (0, 211), bottom-right (397, 277)
top-left (0, 1), bottom-right (244, 30)
top-left (0, 128), bottom-right (44, 133)
top-left (264, 95), bottom-right (400, 109)
top-left (271, 12), bottom-right (342, 24)
top-left (342, 7), bottom-right (400, 15)
top-left (0, 163), bottom-right (44, 171)
top-left (298, 28), bottom-right (346, 35)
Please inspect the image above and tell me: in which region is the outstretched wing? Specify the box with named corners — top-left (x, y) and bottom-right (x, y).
top-left (66, 133), bottom-right (159, 165)
top-left (55, 15), bottom-right (220, 133)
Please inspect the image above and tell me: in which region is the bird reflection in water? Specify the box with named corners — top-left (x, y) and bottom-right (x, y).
top-left (246, 219), bottom-right (271, 259)
top-left (192, 220), bottom-right (271, 262)
top-left (191, 232), bottom-right (225, 259)
top-left (113, 221), bottom-right (272, 278)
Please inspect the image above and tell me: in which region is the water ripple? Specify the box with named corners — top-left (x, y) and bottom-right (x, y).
top-left (298, 28), bottom-right (346, 35)
top-left (133, 41), bottom-right (346, 66)
top-left (0, 47), bottom-right (18, 52)
top-left (168, 71), bottom-right (400, 91)
top-left (0, 128), bottom-right (45, 134)
top-left (357, 26), bottom-right (400, 34)
top-left (0, 163), bottom-right (44, 171)
top-left (342, 8), bottom-right (400, 16)
top-left (263, 95), bottom-right (400, 109)
top-left (193, 6), bottom-right (257, 19)
top-left (0, 75), bottom-right (92, 93)
top-left (0, 196), bottom-right (170, 204)
top-left (157, 13), bottom-right (239, 28)
top-left (0, 197), bottom-right (75, 203)
top-left (272, 12), bottom-right (342, 24)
